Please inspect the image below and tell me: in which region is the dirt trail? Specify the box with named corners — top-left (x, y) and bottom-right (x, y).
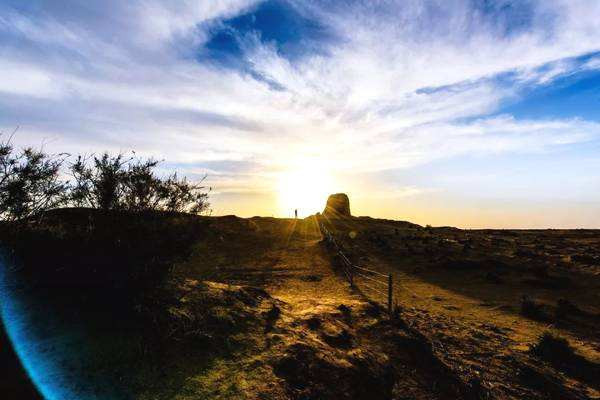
top-left (266, 237), bottom-right (364, 318)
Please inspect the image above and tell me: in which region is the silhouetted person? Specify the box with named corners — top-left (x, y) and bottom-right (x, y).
top-left (295, 209), bottom-right (298, 219)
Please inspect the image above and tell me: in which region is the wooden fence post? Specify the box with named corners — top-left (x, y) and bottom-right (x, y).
top-left (388, 273), bottom-right (393, 314)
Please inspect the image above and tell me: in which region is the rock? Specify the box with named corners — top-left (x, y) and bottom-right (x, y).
top-left (323, 193), bottom-right (351, 217)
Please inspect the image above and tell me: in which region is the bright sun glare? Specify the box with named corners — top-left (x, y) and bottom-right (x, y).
top-left (277, 163), bottom-right (334, 218)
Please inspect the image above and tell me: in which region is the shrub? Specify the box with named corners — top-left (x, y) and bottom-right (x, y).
top-left (520, 295), bottom-right (551, 322)
top-left (159, 173), bottom-right (210, 214)
top-left (0, 135), bottom-right (210, 221)
top-left (532, 332), bottom-right (574, 363)
top-left (0, 134), bottom-right (68, 221)
top-left (531, 331), bottom-right (600, 387)
top-left (70, 153), bottom-right (129, 210)
top-left (70, 152), bottom-right (210, 214)
top-left (122, 158), bottom-right (163, 212)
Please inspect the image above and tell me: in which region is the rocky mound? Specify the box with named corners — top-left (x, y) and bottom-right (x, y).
top-left (323, 193), bottom-right (351, 217)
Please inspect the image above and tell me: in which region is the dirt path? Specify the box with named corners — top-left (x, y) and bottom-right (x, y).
top-left (265, 236), bottom-right (365, 318)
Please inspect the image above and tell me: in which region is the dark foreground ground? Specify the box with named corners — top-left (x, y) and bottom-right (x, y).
top-left (0, 211), bottom-right (599, 399)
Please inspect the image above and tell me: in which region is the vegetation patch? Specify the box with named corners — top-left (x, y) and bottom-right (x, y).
top-left (520, 295), bottom-right (552, 322)
top-left (531, 332), bottom-right (600, 388)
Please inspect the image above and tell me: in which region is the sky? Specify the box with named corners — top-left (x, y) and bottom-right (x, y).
top-left (1, 0), bottom-right (600, 228)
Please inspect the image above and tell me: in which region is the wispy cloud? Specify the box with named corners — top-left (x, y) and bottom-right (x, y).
top-left (1, 0), bottom-right (600, 224)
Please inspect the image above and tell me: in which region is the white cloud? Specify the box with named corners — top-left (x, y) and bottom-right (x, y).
top-left (0, 61), bottom-right (63, 98)
top-left (1, 0), bottom-right (600, 215)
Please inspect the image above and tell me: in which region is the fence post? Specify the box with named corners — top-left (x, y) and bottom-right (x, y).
top-left (388, 273), bottom-right (393, 314)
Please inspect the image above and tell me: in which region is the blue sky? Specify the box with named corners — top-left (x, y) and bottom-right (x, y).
top-left (1, 0), bottom-right (599, 227)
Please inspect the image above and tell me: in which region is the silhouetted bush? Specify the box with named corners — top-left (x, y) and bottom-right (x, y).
top-left (0, 134), bottom-right (68, 221)
top-left (532, 332), bottom-right (573, 362)
top-left (531, 331), bottom-right (600, 386)
top-left (70, 153), bottom-right (129, 210)
top-left (159, 173), bottom-right (210, 214)
top-left (70, 152), bottom-right (209, 214)
top-left (122, 157), bottom-right (163, 211)
top-left (1, 134), bottom-right (210, 221)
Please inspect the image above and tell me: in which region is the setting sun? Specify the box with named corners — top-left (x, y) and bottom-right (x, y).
top-left (277, 162), bottom-right (334, 218)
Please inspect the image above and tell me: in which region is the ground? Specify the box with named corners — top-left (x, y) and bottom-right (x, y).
top-left (135, 215), bottom-right (600, 399)
top-left (1, 213), bottom-right (600, 399)
top-left (322, 216), bottom-right (600, 399)
top-left (143, 216), bottom-right (471, 400)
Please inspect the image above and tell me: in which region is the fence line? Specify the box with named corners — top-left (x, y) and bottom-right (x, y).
top-left (319, 222), bottom-right (393, 314)
top-left (352, 264), bottom-right (388, 278)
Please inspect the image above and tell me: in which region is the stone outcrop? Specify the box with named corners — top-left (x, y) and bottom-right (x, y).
top-left (323, 193), bottom-right (351, 217)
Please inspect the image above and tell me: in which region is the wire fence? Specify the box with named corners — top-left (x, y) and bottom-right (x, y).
top-left (319, 222), bottom-right (393, 314)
